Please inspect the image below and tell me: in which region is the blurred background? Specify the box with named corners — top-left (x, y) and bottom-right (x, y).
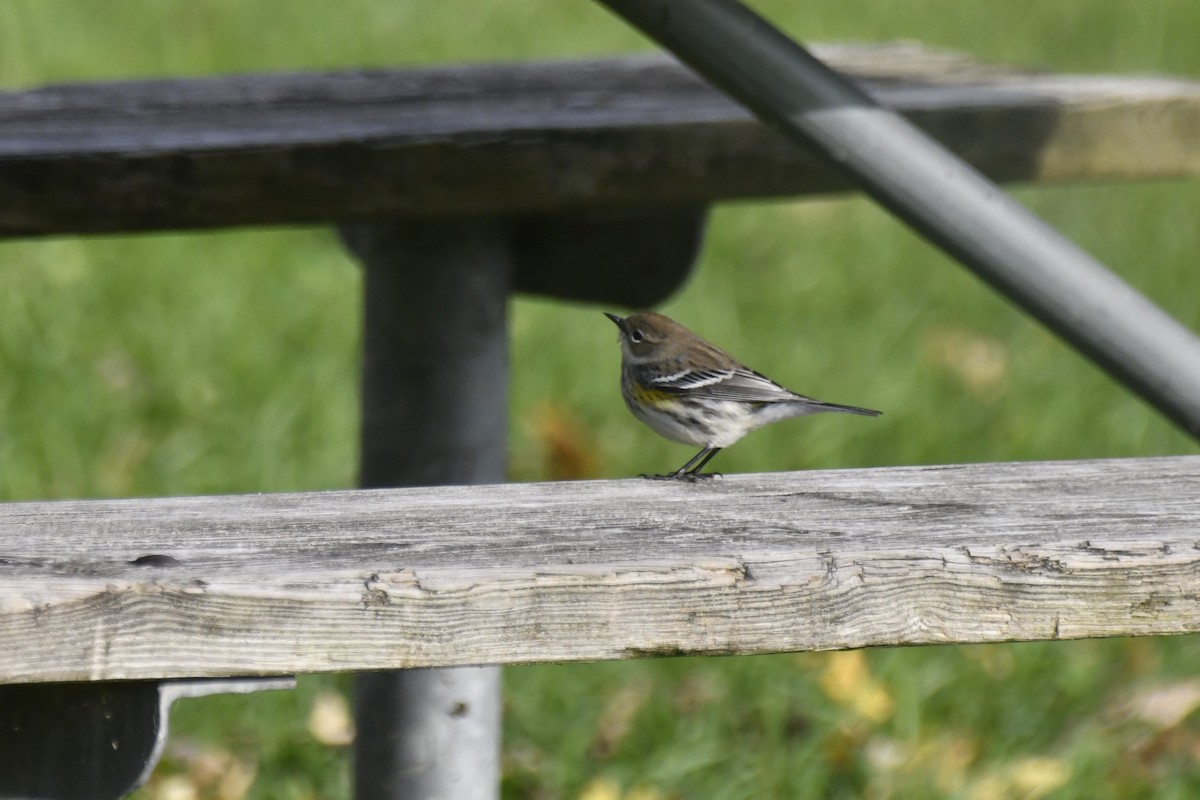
top-left (1, 1), bottom-right (1198, 797)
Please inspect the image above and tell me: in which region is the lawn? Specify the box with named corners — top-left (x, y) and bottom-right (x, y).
top-left (1, 1), bottom-right (1198, 798)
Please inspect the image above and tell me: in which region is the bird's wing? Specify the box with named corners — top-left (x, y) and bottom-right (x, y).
top-left (647, 366), bottom-right (804, 403)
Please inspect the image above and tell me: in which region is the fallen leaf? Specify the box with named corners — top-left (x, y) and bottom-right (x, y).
top-left (145, 775), bottom-right (198, 800)
top-left (864, 735), bottom-right (908, 773)
top-left (967, 755), bottom-right (1071, 800)
top-left (308, 689), bottom-right (356, 746)
top-left (97, 428), bottom-right (154, 496)
top-left (626, 785), bottom-right (665, 800)
top-left (578, 776), bottom-right (623, 800)
top-left (966, 774), bottom-right (1007, 800)
top-left (1007, 756), bottom-right (1072, 797)
top-left (931, 736), bottom-right (978, 795)
top-left (184, 744), bottom-right (237, 788)
top-left (819, 651), bottom-right (894, 723)
top-left (922, 325), bottom-right (1010, 402)
top-left (590, 679), bottom-right (652, 759)
top-left (215, 758), bottom-right (257, 800)
top-left (962, 644), bottom-right (1015, 681)
top-left (151, 740), bottom-right (258, 800)
top-left (527, 402), bottom-right (598, 480)
top-left (672, 671), bottom-right (726, 715)
top-left (1117, 680), bottom-right (1200, 730)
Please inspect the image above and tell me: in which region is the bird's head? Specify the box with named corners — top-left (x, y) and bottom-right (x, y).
top-left (604, 311), bottom-right (689, 363)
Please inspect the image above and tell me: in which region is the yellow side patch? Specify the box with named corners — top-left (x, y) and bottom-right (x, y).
top-left (630, 385), bottom-right (676, 407)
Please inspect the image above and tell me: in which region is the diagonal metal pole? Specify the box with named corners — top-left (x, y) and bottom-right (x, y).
top-left (596, 0), bottom-right (1200, 440)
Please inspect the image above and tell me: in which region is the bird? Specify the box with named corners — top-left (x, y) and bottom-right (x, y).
top-left (605, 311), bottom-right (880, 480)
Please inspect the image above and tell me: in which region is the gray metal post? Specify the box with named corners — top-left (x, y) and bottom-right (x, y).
top-left (596, 0), bottom-right (1200, 440)
top-left (341, 219), bottom-right (507, 800)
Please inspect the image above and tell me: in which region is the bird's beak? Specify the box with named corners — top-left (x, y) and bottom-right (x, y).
top-left (604, 312), bottom-right (627, 333)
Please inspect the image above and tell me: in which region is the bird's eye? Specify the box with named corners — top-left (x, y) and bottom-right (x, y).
top-left (630, 329), bottom-right (645, 343)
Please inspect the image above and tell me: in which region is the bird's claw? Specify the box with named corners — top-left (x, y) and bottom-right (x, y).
top-left (639, 472), bottom-right (721, 482)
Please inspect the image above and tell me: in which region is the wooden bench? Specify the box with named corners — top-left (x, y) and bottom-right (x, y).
top-left (5, 457), bottom-right (1199, 683)
top-left (3, 457), bottom-right (1200, 797)
top-left (2, 38), bottom-right (1199, 799)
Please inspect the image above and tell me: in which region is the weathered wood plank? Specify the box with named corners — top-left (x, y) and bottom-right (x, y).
top-left (1, 456), bottom-right (1198, 684)
top-left (0, 43), bottom-right (1197, 236)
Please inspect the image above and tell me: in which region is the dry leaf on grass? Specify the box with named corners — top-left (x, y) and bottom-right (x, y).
top-left (671, 671), bottom-right (727, 715)
top-left (142, 741), bottom-right (257, 800)
top-left (590, 679), bottom-right (653, 759)
top-left (1112, 679), bottom-right (1200, 730)
top-left (308, 689), bottom-right (356, 746)
top-left (578, 777), bottom-right (623, 800)
top-left (526, 402), bottom-right (598, 480)
top-left (921, 325), bottom-right (1010, 402)
top-left (146, 775), bottom-right (198, 800)
top-left (967, 756), bottom-right (1071, 800)
top-left (577, 777), bottom-right (665, 800)
top-left (819, 650), bottom-right (894, 723)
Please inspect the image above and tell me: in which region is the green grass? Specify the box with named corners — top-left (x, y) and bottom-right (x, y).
top-left (2, 1), bottom-right (1199, 798)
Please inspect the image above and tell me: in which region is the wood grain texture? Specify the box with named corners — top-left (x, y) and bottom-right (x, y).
top-left (2, 456), bottom-right (1199, 684)
top-left (1, 43), bottom-right (1197, 236)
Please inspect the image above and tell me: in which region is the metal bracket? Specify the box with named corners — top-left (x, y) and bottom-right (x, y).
top-left (0, 676), bottom-right (295, 800)
top-left (341, 207), bottom-right (708, 311)
top-left (510, 207), bottom-right (708, 308)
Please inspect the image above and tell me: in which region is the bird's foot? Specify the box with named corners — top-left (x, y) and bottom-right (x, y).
top-left (639, 471), bottom-right (721, 482)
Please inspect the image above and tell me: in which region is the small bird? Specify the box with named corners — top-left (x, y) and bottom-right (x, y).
top-left (606, 311), bottom-right (880, 480)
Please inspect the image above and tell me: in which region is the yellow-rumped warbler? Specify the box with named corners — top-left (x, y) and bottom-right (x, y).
top-left (606, 311), bottom-right (881, 480)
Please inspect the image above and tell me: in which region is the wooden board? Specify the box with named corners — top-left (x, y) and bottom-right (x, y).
top-left (2, 456), bottom-right (1198, 684)
top-left (1, 43), bottom-right (1197, 236)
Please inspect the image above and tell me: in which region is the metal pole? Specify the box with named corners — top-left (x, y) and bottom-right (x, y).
top-left (342, 219), bottom-right (506, 800)
top-left (596, 0), bottom-right (1200, 440)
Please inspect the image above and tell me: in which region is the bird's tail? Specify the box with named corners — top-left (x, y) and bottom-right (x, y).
top-left (812, 400), bottom-right (882, 417)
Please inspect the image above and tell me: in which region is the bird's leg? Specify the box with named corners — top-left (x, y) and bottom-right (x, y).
top-left (640, 447), bottom-right (722, 481)
top-left (680, 447), bottom-right (721, 479)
